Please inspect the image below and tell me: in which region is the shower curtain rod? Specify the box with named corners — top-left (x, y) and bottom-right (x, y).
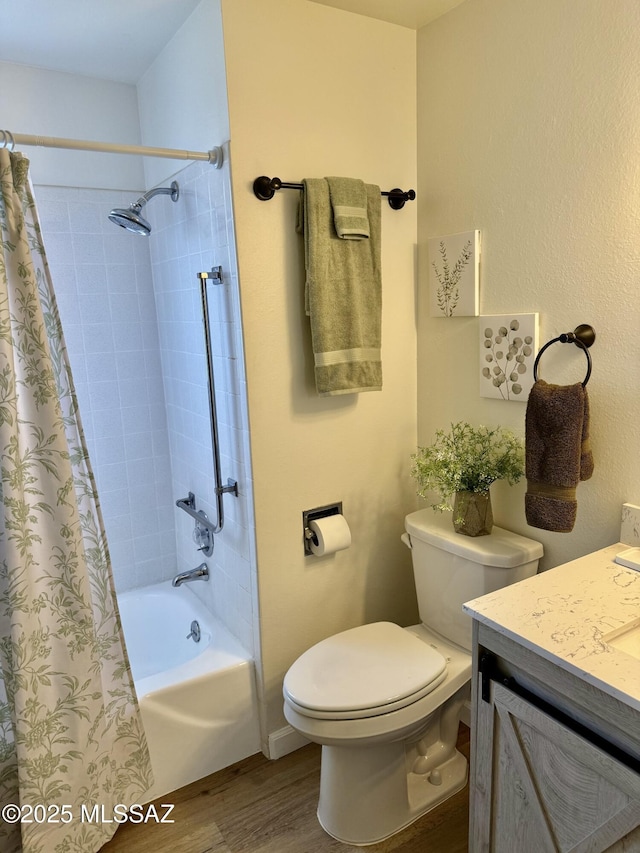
top-left (0, 130), bottom-right (224, 169)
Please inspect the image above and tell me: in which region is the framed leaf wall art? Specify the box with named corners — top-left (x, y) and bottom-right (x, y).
top-left (428, 229), bottom-right (480, 317)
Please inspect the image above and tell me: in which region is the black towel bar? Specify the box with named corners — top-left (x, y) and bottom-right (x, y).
top-left (533, 324), bottom-right (596, 388)
top-left (252, 176), bottom-right (416, 210)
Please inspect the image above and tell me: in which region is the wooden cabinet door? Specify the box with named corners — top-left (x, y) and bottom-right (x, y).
top-left (472, 677), bottom-right (640, 852)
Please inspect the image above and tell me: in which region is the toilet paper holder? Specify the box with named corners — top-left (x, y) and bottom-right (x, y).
top-left (303, 502), bottom-right (343, 556)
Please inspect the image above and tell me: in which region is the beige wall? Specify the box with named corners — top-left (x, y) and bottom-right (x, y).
top-left (417, 0), bottom-right (640, 571)
top-left (222, 0), bottom-right (419, 743)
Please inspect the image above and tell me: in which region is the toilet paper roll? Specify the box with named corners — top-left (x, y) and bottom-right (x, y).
top-left (309, 514), bottom-right (352, 556)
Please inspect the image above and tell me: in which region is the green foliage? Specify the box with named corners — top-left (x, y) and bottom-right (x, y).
top-left (411, 422), bottom-right (524, 512)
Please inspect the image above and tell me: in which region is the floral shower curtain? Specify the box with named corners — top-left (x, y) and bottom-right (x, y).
top-left (0, 150), bottom-right (152, 852)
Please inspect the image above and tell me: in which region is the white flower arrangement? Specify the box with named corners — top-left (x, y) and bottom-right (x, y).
top-left (411, 422), bottom-right (525, 512)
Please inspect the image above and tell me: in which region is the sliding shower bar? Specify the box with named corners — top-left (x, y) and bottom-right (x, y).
top-left (0, 129), bottom-right (223, 168)
top-left (194, 267), bottom-right (238, 535)
top-left (176, 268), bottom-right (238, 536)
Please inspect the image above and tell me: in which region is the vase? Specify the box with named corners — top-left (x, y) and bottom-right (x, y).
top-left (453, 490), bottom-right (493, 537)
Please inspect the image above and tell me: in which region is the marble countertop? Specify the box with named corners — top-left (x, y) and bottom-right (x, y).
top-left (464, 543), bottom-right (640, 712)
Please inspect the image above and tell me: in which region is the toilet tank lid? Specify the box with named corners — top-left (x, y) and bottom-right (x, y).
top-left (405, 508), bottom-right (543, 568)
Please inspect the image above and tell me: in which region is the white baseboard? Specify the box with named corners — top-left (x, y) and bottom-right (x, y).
top-left (267, 725), bottom-right (309, 759)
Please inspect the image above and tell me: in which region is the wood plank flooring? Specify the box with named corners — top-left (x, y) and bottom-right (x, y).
top-left (101, 725), bottom-right (470, 853)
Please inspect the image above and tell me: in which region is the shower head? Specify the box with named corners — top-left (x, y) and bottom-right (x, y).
top-left (108, 207), bottom-right (152, 235)
top-left (108, 180), bottom-right (179, 235)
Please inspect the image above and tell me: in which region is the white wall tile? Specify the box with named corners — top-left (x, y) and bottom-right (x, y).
top-left (35, 166), bottom-right (255, 654)
top-left (36, 185), bottom-right (176, 593)
top-left (149, 158), bottom-right (255, 652)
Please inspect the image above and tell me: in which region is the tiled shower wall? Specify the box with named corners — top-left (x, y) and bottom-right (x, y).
top-left (149, 154), bottom-right (256, 653)
top-left (35, 149), bottom-right (256, 654)
top-left (36, 184), bottom-right (177, 589)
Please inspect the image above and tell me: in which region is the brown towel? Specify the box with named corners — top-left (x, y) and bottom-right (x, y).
top-left (525, 379), bottom-right (594, 532)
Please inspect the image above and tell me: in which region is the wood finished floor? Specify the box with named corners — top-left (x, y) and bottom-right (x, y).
top-left (100, 725), bottom-right (470, 853)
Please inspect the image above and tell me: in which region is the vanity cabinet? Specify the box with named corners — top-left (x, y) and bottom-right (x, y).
top-left (469, 623), bottom-right (640, 853)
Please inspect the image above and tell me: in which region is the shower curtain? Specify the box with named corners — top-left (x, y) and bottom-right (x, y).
top-left (0, 150), bottom-right (152, 852)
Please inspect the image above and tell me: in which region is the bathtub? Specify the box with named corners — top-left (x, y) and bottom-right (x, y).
top-left (118, 581), bottom-right (261, 801)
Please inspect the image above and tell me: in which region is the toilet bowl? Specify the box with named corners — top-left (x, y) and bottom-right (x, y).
top-left (283, 510), bottom-right (543, 845)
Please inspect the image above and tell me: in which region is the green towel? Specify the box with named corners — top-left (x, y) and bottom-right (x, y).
top-left (299, 178), bottom-right (382, 396)
top-left (326, 176), bottom-right (370, 240)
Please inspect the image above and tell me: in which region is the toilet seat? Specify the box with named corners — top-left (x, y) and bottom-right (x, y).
top-left (283, 622), bottom-right (447, 720)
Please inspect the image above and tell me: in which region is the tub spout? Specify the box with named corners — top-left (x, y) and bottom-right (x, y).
top-left (172, 563), bottom-right (209, 587)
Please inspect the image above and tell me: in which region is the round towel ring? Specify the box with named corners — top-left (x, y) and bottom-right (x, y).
top-left (533, 324), bottom-right (595, 388)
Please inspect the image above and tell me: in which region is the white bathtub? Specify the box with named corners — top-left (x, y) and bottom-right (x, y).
top-left (118, 581), bottom-right (260, 800)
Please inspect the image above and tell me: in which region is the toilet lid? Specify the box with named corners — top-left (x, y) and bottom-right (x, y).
top-left (283, 622), bottom-right (446, 714)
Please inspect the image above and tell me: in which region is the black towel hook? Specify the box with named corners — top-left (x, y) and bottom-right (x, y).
top-left (533, 324), bottom-right (596, 388)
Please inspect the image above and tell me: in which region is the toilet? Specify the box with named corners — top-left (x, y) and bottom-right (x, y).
top-left (283, 508), bottom-right (543, 845)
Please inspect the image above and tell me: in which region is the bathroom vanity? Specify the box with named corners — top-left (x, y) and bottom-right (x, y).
top-left (464, 542), bottom-right (640, 852)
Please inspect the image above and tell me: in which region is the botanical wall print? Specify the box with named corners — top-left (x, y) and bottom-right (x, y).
top-left (480, 313), bottom-right (539, 401)
top-left (429, 229), bottom-right (480, 317)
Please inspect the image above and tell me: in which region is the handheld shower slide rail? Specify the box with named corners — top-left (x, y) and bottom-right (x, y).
top-left (177, 267), bottom-right (238, 536)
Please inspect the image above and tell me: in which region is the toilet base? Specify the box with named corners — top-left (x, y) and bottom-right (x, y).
top-left (318, 743), bottom-right (468, 846)
top-left (316, 686), bottom-right (469, 846)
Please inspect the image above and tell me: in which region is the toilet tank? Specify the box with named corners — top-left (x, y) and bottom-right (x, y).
top-left (404, 509), bottom-right (543, 652)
